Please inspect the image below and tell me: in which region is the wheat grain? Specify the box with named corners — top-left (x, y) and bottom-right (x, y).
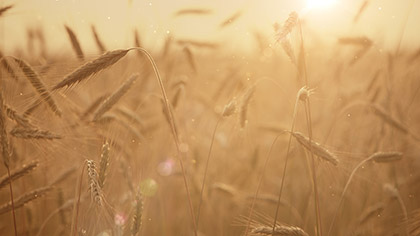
top-left (86, 160), bottom-right (102, 206)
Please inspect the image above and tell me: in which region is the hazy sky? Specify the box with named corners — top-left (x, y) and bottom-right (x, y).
top-left (1, 0), bottom-right (419, 54)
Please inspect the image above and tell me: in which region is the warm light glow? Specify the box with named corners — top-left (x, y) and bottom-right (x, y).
top-left (307, 0), bottom-right (337, 9)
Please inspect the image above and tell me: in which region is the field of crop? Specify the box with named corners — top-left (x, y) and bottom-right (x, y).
top-left (1, 1), bottom-right (420, 236)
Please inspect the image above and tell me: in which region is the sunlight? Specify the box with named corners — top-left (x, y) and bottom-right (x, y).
top-left (307, 0), bottom-right (337, 9)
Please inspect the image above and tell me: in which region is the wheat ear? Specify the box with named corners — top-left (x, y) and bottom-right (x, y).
top-left (53, 49), bottom-right (130, 90)
top-left (0, 160), bottom-right (39, 189)
top-left (92, 73), bottom-right (138, 121)
top-left (64, 25), bottom-right (84, 61)
top-left (11, 57), bottom-right (62, 116)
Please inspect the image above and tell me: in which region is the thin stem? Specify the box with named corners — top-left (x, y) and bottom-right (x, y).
top-left (244, 134), bottom-right (284, 236)
top-left (71, 161), bottom-right (86, 236)
top-left (298, 19), bottom-right (322, 236)
top-left (133, 48), bottom-right (197, 236)
top-left (7, 167), bottom-right (18, 236)
top-left (196, 118), bottom-right (222, 228)
top-left (327, 156), bottom-right (373, 236)
top-left (272, 95), bottom-right (300, 234)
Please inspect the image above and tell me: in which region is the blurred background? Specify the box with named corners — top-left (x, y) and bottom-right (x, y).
top-left (1, 0), bottom-right (419, 55)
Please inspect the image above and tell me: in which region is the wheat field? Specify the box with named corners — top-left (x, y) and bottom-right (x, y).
top-left (1, 1), bottom-right (420, 236)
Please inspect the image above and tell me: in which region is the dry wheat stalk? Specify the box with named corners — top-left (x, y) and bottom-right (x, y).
top-left (358, 202), bottom-right (384, 225)
top-left (172, 83), bottom-right (184, 108)
top-left (173, 8), bottom-right (212, 16)
top-left (353, 0), bottom-right (369, 23)
top-left (291, 132), bottom-right (339, 165)
top-left (176, 39), bottom-right (218, 49)
top-left (211, 182), bottom-right (238, 197)
top-left (0, 186), bottom-right (52, 215)
top-left (250, 225), bottom-right (308, 236)
top-left (275, 11), bottom-right (298, 43)
top-left (115, 106), bottom-right (143, 126)
top-left (80, 94), bottom-right (109, 120)
top-left (134, 29), bottom-right (142, 47)
top-left (64, 25), bottom-right (84, 61)
top-left (0, 5), bottom-right (13, 17)
top-left (131, 191), bottom-right (143, 236)
top-left (98, 140), bottom-right (110, 189)
top-left (0, 91), bottom-right (10, 168)
top-left (280, 37), bottom-right (296, 65)
top-left (0, 160), bottom-right (39, 189)
top-left (92, 73), bottom-right (138, 121)
top-left (370, 151), bottom-right (403, 163)
top-left (91, 25), bottom-right (106, 54)
top-left (369, 104), bottom-right (409, 134)
top-left (219, 11), bottom-right (242, 28)
top-left (183, 46), bottom-right (197, 72)
top-left (0, 53), bottom-right (19, 81)
top-left (11, 57), bottom-right (62, 116)
top-left (50, 166), bottom-right (77, 186)
top-left (86, 160), bottom-right (102, 206)
top-left (222, 99), bottom-right (237, 117)
top-left (10, 127), bottom-right (62, 140)
top-left (239, 87), bottom-right (255, 128)
top-left (4, 105), bottom-right (33, 128)
top-left (338, 36), bottom-right (372, 46)
top-left (53, 49), bottom-right (130, 90)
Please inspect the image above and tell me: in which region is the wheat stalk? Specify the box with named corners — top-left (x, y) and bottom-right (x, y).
top-left (250, 225), bottom-right (308, 236)
top-left (328, 151), bottom-right (404, 235)
top-left (275, 11), bottom-right (298, 43)
top-left (0, 5), bottom-right (13, 17)
top-left (53, 49), bottom-right (130, 90)
top-left (219, 11), bottom-right (242, 28)
top-left (98, 140), bottom-right (110, 189)
top-left (0, 160), bottom-right (39, 189)
top-left (10, 57), bottom-right (62, 116)
top-left (10, 127), bottom-right (62, 140)
top-left (0, 186), bottom-right (53, 215)
top-left (4, 104), bottom-right (33, 128)
top-left (131, 191), bottom-right (143, 236)
top-left (291, 131), bottom-right (339, 165)
top-left (239, 87), bottom-right (255, 128)
top-left (173, 8), bottom-right (212, 16)
top-left (0, 53), bottom-right (19, 81)
top-left (64, 25), bottom-right (84, 61)
top-left (86, 160), bottom-right (102, 206)
top-left (92, 73), bottom-right (138, 121)
top-left (91, 25), bottom-right (106, 54)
